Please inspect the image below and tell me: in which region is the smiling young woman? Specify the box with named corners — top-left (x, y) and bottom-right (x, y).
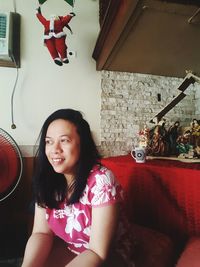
top-left (21, 109), bottom-right (134, 267)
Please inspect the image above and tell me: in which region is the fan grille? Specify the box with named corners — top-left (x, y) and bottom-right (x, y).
top-left (0, 128), bottom-right (23, 201)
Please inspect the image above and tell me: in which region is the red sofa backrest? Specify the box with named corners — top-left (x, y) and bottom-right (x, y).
top-left (101, 154), bottom-right (200, 247)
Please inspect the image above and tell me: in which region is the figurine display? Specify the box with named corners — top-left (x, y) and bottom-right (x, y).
top-left (167, 121), bottom-right (181, 155)
top-left (146, 118), bottom-right (200, 159)
top-left (176, 129), bottom-right (193, 158)
top-left (190, 118), bottom-right (200, 147)
top-left (138, 125), bottom-right (149, 147)
top-left (146, 119), bottom-right (169, 156)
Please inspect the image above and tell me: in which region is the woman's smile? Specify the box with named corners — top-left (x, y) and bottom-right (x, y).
top-left (51, 157), bottom-right (65, 164)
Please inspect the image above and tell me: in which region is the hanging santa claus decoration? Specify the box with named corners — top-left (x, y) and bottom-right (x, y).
top-left (36, 0), bottom-right (75, 66)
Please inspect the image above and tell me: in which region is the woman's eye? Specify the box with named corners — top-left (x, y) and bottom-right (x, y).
top-left (61, 138), bottom-right (70, 143)
top-left (45, 139), bottom-right (53, 145)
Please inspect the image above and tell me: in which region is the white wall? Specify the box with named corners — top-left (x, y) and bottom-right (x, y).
top-left (0, 0), bottom-right (101, 156)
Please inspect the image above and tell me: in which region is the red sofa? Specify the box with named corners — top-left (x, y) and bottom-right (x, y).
top-left (101, 154), bottom-right (200, 267)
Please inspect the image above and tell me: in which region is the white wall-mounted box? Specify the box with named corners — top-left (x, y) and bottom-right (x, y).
top-left (0, 11), bottom-right (20, 68)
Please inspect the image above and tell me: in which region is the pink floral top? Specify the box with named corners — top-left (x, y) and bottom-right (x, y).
top-left (46, 165), bottom-right (123, 255)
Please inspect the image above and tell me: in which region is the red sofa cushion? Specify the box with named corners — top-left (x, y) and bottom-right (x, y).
top-left (128, 224), bottom-right (174, 267)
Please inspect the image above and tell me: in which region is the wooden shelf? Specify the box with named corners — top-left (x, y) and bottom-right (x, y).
top-left (93, 0), bottom-right (200, 77)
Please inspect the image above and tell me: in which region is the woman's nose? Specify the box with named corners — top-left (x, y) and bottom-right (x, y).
top-left (51, 141), bottom-right (62, 153)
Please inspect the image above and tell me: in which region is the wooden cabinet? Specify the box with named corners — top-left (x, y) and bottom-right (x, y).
top-left (93, 0), bottom-right (200, 78)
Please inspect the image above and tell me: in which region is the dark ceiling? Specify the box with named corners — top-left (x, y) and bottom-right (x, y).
top-left (95, 0), bottom-right (200, 77)
top-left (159, 0), bottom-right (200, 5)
top-left (99, 0), bottom-right (200, 25)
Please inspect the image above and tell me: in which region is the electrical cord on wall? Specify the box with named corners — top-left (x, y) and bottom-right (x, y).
top-left (10, 0), bottom-right (18, 129)
top-left (10, 53), bottom-right (19, 129)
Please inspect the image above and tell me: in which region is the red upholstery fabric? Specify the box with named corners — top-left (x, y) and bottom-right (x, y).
top-left (101, 154), bottom-right (200, 246)
top-left (129, 224), bottom-right (174, 267)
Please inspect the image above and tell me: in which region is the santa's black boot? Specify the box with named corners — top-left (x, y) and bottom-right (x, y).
top-left (54, 57), bottom-right (63, 66)
top-left (63, 58), bottom-right (69, 64)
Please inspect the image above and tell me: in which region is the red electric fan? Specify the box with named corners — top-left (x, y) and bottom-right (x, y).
top-left (0, 128), bottom-right (23, 201)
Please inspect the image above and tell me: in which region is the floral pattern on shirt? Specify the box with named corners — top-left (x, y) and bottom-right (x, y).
top-left (46, 165), bottom-right (123, 254)
top-left (91, 172), bottom-right (117, 205)
top-left (64, 205), bottom-right (88, 238)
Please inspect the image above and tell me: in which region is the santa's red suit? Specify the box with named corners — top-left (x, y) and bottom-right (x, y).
top-left (36, 7), bottom-right (75, 66)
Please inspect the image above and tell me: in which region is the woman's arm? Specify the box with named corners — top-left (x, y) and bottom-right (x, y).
top-left (21, 204), bottom-right (54, 267)
top-left (66, 203), bottom-right (119, 267)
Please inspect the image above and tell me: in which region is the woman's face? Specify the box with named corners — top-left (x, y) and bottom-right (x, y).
top-left (45, 119), bottom-right (80, 177)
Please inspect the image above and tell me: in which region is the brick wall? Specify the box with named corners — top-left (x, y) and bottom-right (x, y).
top-left (99, 71), bottom-right (200, 157)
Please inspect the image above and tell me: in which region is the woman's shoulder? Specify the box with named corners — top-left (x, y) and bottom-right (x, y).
top-left (88, 164), bottom-right (117, 185)
top-left (85, 164), bottom-right (123, 206)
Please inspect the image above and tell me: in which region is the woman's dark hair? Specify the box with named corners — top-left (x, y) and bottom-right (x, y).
top-left (33, 109), bottom-right (101, 209)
